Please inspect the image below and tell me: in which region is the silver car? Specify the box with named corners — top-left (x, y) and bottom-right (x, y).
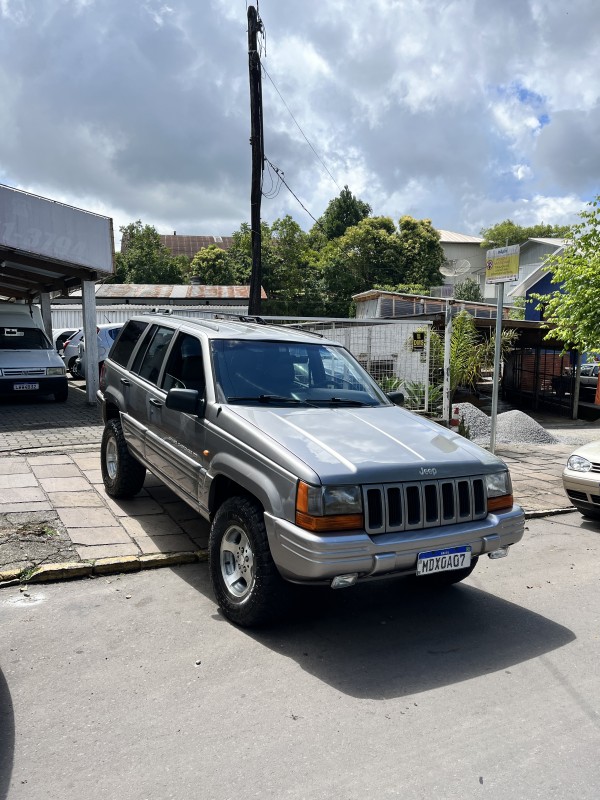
top-left (98, 314), bottom-right (525, 627)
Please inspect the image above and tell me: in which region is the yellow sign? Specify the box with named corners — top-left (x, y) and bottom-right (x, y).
top-left (485, 245), bottom-right (520, 284)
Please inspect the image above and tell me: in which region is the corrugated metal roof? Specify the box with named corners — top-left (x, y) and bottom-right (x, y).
top-left (159, 235), bottom-right (234, 258)
top-left (437, 230), bottom-right (484, 243)
top-left (90, 284), bottom-right (265, 300)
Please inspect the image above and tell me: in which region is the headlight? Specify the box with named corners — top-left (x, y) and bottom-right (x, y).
top-left (485, 471), bottom-right (513, 513)
top-left (46, 366), bottom-right (66, 376)
top-left (296, 481), bottom-right (363, 532)
top-left (567, 455), bottom-right (592, 472)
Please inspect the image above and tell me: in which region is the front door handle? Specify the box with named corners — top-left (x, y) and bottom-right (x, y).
top-left (149, 398), bottom-right (163, 407)
top-left (120, 377), bottom-right (130, 386)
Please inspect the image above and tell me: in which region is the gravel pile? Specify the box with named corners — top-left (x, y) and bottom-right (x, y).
top-left (453, 403), bottom-right (559, 446)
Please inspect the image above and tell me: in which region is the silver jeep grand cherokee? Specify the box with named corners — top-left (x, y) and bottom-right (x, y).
top-left (98, 314), bottom-right (524, 627)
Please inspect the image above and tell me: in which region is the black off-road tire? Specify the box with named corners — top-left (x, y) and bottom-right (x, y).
top-left (101, 418), bottom-right (146, 498)
top-left (209, 496), bottom-right (291, 628)
top-left (415, 556), bottom-right (478, 588)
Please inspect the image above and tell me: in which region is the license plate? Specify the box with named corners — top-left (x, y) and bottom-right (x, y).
top-left (416, 545), bottom-right (471, 576)
top-left (14, 382), bottom-right (39, 391)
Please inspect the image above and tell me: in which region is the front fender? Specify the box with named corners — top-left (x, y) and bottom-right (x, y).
top-left (207, 450), bottom-right (297, 520)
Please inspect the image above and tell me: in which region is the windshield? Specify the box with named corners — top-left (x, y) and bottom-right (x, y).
top-left (0, 327), bottom-right (51, 350)
top-left (211, 339), bottom-right (389, 407)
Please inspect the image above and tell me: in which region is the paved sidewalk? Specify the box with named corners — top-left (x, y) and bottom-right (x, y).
top-left (0, 385), bottom-right (594, 583)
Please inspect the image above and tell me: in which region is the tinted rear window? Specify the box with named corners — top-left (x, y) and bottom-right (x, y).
top-left (109, 320), bottom-right (148, 366)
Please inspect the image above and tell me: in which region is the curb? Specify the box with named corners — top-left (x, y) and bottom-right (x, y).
top-left (0, 549), bottom-right (208, 588)
top-left (524, 506), bottom-right (575, 519)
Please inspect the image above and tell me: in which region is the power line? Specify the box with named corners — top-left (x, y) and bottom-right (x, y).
top-left (261, 63), bottom-right (342, 193)
top-left (264, 156), bottom-right (324, 229)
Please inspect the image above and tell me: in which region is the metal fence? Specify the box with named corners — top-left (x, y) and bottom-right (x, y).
top-left (50, 306), bottom-right (443, 414)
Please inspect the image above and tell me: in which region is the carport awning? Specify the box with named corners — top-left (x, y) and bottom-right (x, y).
top-left (0, 247), bottom-right (100, 300)
top-left (0, 184), bottom-right (114, 301)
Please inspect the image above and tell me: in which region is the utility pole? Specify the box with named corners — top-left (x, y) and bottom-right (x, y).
top-left (247, 5), bottom-right (264, 316)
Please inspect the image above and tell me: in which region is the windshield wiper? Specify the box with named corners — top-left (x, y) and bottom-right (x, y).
top-left (308, 396), bottom-right (370, 407)
top-left (227, 394), bottom-right (308, 405)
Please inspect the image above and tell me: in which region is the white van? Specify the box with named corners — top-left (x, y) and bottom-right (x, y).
top-left (0, 301), bottom-right (68, 402)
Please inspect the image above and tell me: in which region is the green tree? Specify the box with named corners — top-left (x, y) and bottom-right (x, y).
top-left (319, 217), bottom-right (404, 315)
top-left (453, 277), bottom-right (483, 302)
top-left (314, 185), bottom-right (372, 241)
top-left (225, 218), bottom-right (323, 315)
top-left (113, 221), bottom-right (187, 284)
top-left (429, 311), bottom-right (519, 397)
top-left (480, 219), bottom-right (571, 248)
top-left (396, 216), bottom-right (444, 286)
top-left (189, 244), bottom-right (236, 285)
top-left (533, 198), bottom-right (600, 353)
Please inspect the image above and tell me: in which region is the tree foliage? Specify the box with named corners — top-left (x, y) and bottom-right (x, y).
top-left (480, 219), bottom-right (570, 248)
top-left (453, 277), bottom-right (483, 302)
top-left (315, 185), bottom-right (372, 241)
top-left (190, 244), bottom-right (236, 285)
top-left (113, 221), bottom-right (187, 284)
top-left (396, 216), bottom-right (444, 286)
top-left (532, 198), bottom-right (600, 353)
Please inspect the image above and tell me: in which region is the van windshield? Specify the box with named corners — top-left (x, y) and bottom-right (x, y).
top-left (0, 327), bottom-right (51, 350)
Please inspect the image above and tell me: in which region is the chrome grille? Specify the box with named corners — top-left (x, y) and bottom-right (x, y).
top-left (3, 368), bottom-right (45, 377)
top-left (363, 477), bottom-right (487, 534)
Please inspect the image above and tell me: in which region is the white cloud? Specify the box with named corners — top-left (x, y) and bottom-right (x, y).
top-left (0, 0), bottom-right (596, 246)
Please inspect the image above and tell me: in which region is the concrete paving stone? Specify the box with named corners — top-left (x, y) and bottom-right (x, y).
top-left (68, 526), bottom-right (133, 546)
top-left (70, 455), bottom-right (101, 469)
top-left (31, 464), bottom-right (82, 479)
top-left (0, 501), bottom-right (52, 513)
top-left (0, 459), bottom-right (29, 474)
top-left (121, 514), bottom-right (185, 537)
top-left (132, 533), bottom-right (196, 554)
top-left (144, 484), bottom-right (180, 503)
top-left (75, 543), bottom-right (140, 560)
top-left (81, 469), bottom-right (104, 484)
top-left (58, 506), bottom-right (121, 529)
top-left (0, 473), bottom-right (38, 489)
top-left (39, 476), bottom-right (91, 493)
top-left (179, 517), bottom-right (211, 539)
top-left (46, 491), bottom-right (105, 508)
top-left (0, 487), bottom-right (47, 504)
top-left (101, 495), bottom-right (164, 518)
top-left (163, 500), bottom-right (202, 522)
top-left (26, 455), bottom-right (73, 465)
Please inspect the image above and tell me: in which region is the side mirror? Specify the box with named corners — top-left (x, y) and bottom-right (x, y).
top-left (165, 388), bottom-right (205, 417)
top-left (387, 391), bottom-right (405, 406)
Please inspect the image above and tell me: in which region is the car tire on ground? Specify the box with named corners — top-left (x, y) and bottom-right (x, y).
top-left (53, 384), bottom-right (69, 402)
top-left (580, 509), bottom-right (600, 521)
top-left (414, 557), bottom-right (479, 588)
top-left (101, 418), bottom-right (146, 498)
top-left (209, 496), bottom-right (290, 627)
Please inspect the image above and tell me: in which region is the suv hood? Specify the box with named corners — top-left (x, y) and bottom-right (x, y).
top-left (227, 404), bottom-right (502, 483)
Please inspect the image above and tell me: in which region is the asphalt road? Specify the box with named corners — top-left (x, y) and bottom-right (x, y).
top-left (1, 512), bottom-right (599, 800)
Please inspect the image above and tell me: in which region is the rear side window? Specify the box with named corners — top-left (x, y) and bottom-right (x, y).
top-left (131, 325), bottom-right (175, 385)
top-left (110, 320), bottom-right (148, 367)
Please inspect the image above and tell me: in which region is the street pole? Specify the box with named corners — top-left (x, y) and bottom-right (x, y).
top-left (442, 300), bottom-right (453, 423)
top-left (489, 282), bottom-right (504, 453)
top-left (247, 5), bottom-right (263, 316)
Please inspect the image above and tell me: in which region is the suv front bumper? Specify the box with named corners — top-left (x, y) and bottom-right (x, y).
top-left (264, 505), bottom-right (525, 584)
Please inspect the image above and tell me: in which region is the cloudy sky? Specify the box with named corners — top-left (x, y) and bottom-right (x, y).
top-left (0, 0), bottom-right (598, 248)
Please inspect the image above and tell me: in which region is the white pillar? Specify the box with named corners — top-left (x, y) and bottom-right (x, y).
top-left (40, 292), bottom-right (52, 341)
top-left (81, 280), bottom-right (99, 405)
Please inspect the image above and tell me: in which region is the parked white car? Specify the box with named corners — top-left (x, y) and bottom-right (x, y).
top-left (62, 329), bottom-right (84, 376)
top-left (72, 323), bottom-right (124, 379)
top-left (0, 302), bottom-right (68, 402)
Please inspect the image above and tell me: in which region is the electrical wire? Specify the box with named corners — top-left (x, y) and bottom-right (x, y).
top-left (264, 156), bottom-right (324, 229)
top-left (261, 63), bottom-right (342, 193)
